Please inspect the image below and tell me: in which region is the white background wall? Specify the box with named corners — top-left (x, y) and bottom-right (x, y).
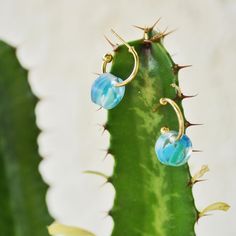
top-left (0, 0), bottom-right (235, 235)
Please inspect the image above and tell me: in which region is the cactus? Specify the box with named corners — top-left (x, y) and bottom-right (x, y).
top-left (0, 41), bottom-right (52, 236)
top-left (105, 23), bottom-right (197, 236)
top-left (87, 20), bottom-right (229, 236)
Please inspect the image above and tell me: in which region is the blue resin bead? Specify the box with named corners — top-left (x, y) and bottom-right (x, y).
top-left (155, 131), bottom-right (192, 167)
top-left (91, 73), bottom-right (125, 109)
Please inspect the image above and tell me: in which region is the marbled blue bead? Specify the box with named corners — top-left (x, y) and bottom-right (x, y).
top-left (155, 130), bottom-right (192, 167)
top-left (91, 73), bottom-right (125, 109)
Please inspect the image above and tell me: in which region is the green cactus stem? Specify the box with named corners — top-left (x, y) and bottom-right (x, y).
top-left (102, 22), bottom-right (230, 236)
top-left (0, 41), bottom-right (52, 236)
top-left (106, 26), bottom-right (197, 236)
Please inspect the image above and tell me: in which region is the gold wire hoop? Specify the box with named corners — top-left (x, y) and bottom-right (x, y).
top-left (101, 29), bottom-right (139, 87)
top-left (160, 98), bottom-right (185, 140)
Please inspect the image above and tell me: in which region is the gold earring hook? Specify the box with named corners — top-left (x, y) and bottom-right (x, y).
top-left (101, 29), bottom-right (139, 87)
top-left (160, 98), bottom-right (185, 140)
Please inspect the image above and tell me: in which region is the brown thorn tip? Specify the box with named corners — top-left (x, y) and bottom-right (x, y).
top-left (150, 28), bottom-right (176, 42)
top-left (101, 128), bottom-right (106, 135)
top-left (104, 35), bottom-right (119, 50)
top-left (151, 17), bottom-right (162, 30)
top-left (188, 179), bottom-right (207, 187)
top-left (173, 64), bottom-right (192, 73)
top-left (99, 180), bottom-right (109, 189)
top-left (93, 72), bottom-right (101, 76)
top-left (102, 148), bottom-right (113, 160)
top-left (103, 152), bottom-right (110, 161)
top-left (186, 121), bottom-right (204, 128)
top-left (195, 179), bottom-right (207, 183)
top-left (178, 64), bottom-right (192, 69)
top-left (196, 213), bottom-right (211, 223)
top-left (163, 28), bottom-right (177, 37)
top-left (193, 149), bottom-right (203, 153)
top-left (192, 179), bottom-right (207, 186)
top-left (182, 94), bottom-right (198, 99)
top-left (97, 123), bottom-right (107, 134)
top-left (160, 27), bottom-right (177, 38)
top-left (133, 18), bottom-right (161, 33)
top-left (132, 25), bottom-right (146, 31)
top-left (96, 106), bottom-right (103, 111)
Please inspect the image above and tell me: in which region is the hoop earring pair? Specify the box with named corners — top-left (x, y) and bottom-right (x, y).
top-left (91, 31), bottom-right (192, 166)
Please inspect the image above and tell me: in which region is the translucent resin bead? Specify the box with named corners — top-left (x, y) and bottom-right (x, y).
top-left (155, 130), bottom-right (192, 167)
top-left (91, 73), bottom-right (125, 109)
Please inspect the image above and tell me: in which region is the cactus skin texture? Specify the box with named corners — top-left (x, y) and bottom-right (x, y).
top-left (106, 28), bottom-right (198, 236)
top-left (0, 41), bottom-right (52, 236)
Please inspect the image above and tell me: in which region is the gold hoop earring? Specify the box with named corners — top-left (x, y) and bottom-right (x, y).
top-left (91, 29), bottom-right (139, 110)
top-left (159, 98), bottom-right (185, 140)
top-left (102, 29), bottom-right (139, 87)
top-left (155, 98), bottom-right (192, 167)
